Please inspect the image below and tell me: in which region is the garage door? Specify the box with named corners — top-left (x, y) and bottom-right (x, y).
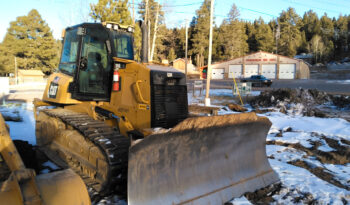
top-left (229, 65), bottom-right (242, 78)
top-left (211, 68), bottom-right (225, 79)
top-left (279, 64), bottom-right (296, 79)
top-left (244, 65), bottom-right (259, 78)
top-left (262, 64), bottom-right (277, 79)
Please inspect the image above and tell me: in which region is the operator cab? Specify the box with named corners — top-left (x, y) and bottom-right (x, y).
top-left (59, 22), bottom-right (134, 101)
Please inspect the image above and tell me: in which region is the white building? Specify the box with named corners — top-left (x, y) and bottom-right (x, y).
top-left (207, 51), bottom-right (310, 80)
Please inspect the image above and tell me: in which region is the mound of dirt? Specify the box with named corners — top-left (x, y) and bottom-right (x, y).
top-left (249, 88), bottom-right (350, 117)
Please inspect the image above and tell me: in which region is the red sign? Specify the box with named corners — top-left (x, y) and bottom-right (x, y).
top-left (246, 58), bottom-right (276, 62)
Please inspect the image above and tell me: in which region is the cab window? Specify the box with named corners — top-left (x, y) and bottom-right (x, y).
top-left (113, 32), bottom-right (134, 60)
top-left (59, 29), bottom-right (79, 75)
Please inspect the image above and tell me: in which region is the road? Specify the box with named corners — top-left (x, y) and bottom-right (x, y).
top-left (188, 79), bottom-right (350, 95)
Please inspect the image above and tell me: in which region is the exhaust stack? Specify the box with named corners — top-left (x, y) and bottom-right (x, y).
top-left (141, 21), bottom-right (148, 63)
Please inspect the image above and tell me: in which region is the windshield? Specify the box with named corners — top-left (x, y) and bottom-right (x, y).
top-left (112, 31), bottom-right (134, 60)
top-left (59, 28), bottom-right (79, 76)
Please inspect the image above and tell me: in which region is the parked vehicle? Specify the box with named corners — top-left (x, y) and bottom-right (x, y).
top-left (241, 75), bottom-right (272, 87)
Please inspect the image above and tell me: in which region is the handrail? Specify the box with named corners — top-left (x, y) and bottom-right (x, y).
top-left (135, 80), bottom-right (149, 104)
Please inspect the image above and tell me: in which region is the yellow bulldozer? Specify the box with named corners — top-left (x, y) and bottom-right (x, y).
top-left (30, 21), bottom-right (278, 204)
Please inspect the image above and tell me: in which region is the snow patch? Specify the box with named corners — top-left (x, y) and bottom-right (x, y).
top-left (1, 103), bottom-right (36, 145)
top-left (229, 195), bottom-right (252, 204)
top-left (264, 112), bottom-right (350, 140)
top-left (43, 161), bottom-right (59, 170)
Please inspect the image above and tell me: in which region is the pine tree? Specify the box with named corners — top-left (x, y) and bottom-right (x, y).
top-left (173, 27), bottom-right (186, 59)
top-left (90, 0), bottom-right (133, 24)
top-left (334, 15), bottom-right (348, 59)
top-left (277, 7), bottom-right (303, 57)
top-left (218, 4), bottom-right (248, 60)
top-left (299, 31), bottom-right (308, 53)
top-left (254, 18), bottom-right (274, 52)
top-left (0, 9), bottom-right (59, 74)
top-left (302, 10), bottom-right (321, 42)
top-left (133, 24), bottom-right (142, 62)
top-left (320, 14), bottom-right (334, 61)
top-left (189, 0), bottom-right (212, 67)
top-left (246, 22), bottom-right (257, 52)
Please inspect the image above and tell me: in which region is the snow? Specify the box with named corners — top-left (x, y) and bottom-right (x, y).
top-left (9, 82), bottom-right (47, 89)
top-left (268, 131), bottom-right (314, 148)
top-left (43, 161), bottom-right (60, 170)
top-left (326, 80), bottom-right (350, 84)
top-left (317, 142), bottom-right (335, 152)
top-left (264, 112), bottom-right (350, 140)
top-left (0, 102), bottom-right (36, 145)
top-left (229, 196), bottom-right (252, 205)
top-left (270, 159), bottom-right (350, 203)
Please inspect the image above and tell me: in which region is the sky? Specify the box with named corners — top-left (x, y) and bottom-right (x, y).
top-left (0, 0), bottom-right (350, 41)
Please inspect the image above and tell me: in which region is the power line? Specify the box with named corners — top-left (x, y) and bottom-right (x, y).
top-left (129, 1), bottom-right (203, 8)
top-left (238, 7), bottom-right (277, 17)
top-left (313, 0), bottom-right (350, 8)
top-left (281, 0), bottom-right (341, 15)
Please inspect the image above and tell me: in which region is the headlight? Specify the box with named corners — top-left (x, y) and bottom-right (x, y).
top-left (127, 26), bottom-right (134, 33)
top-left (106, 23), bottom-right (113, 29)
top-left (113, 24), bottom-right (119, 30)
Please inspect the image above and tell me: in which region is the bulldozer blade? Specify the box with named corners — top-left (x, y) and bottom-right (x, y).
top-left (128, 112), bottom-right (279, 205)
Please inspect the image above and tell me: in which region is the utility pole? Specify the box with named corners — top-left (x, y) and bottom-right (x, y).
top-left (205, 0), bottom-right (214, 106)
top-left (275, 23), bottom-right (280, 54)
top-left (185, 20), bottom-right (188, 78)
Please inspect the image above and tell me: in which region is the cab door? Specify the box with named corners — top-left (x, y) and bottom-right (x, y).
top-left (73, 26), bottom-right (112, 101)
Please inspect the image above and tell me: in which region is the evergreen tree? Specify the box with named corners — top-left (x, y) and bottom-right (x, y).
top-left (90, 0), bottom-right (132, 24)
top-left (299, 31), bottom-right (308, 53)
top-left (254, 18), bottom-right (274, 52)
top-left (218, 4), bottom-right (248, 59)
top-left (173, 27), bottom-right (186, 59)
top-left (0, 9), bottom-right (59, 74)
top-left (189, 0), bottom-right (212, 67)
top-left (277, 7), bottom-right (303, 57)
top-left (153, 25), bottom-right (168, 61)
top-left (302, 10), bottom-right (321, 42)
top-left (131, 22), bottom-right (142, 62)
top-left (320, 14), bottom-right (334, 61)
top-left (246, 22), bottom-right (257, 52)
top-left (334, 15), bottom-right (348, 59)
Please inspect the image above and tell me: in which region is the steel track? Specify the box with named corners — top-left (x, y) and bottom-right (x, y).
top-left (41, 109), bottom-right (130, 196)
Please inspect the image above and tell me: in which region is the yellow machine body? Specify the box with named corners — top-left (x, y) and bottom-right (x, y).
top-left (39, 58), bottom-right (151, 137)
top-left (0, 113), bottom-right (91, 205)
